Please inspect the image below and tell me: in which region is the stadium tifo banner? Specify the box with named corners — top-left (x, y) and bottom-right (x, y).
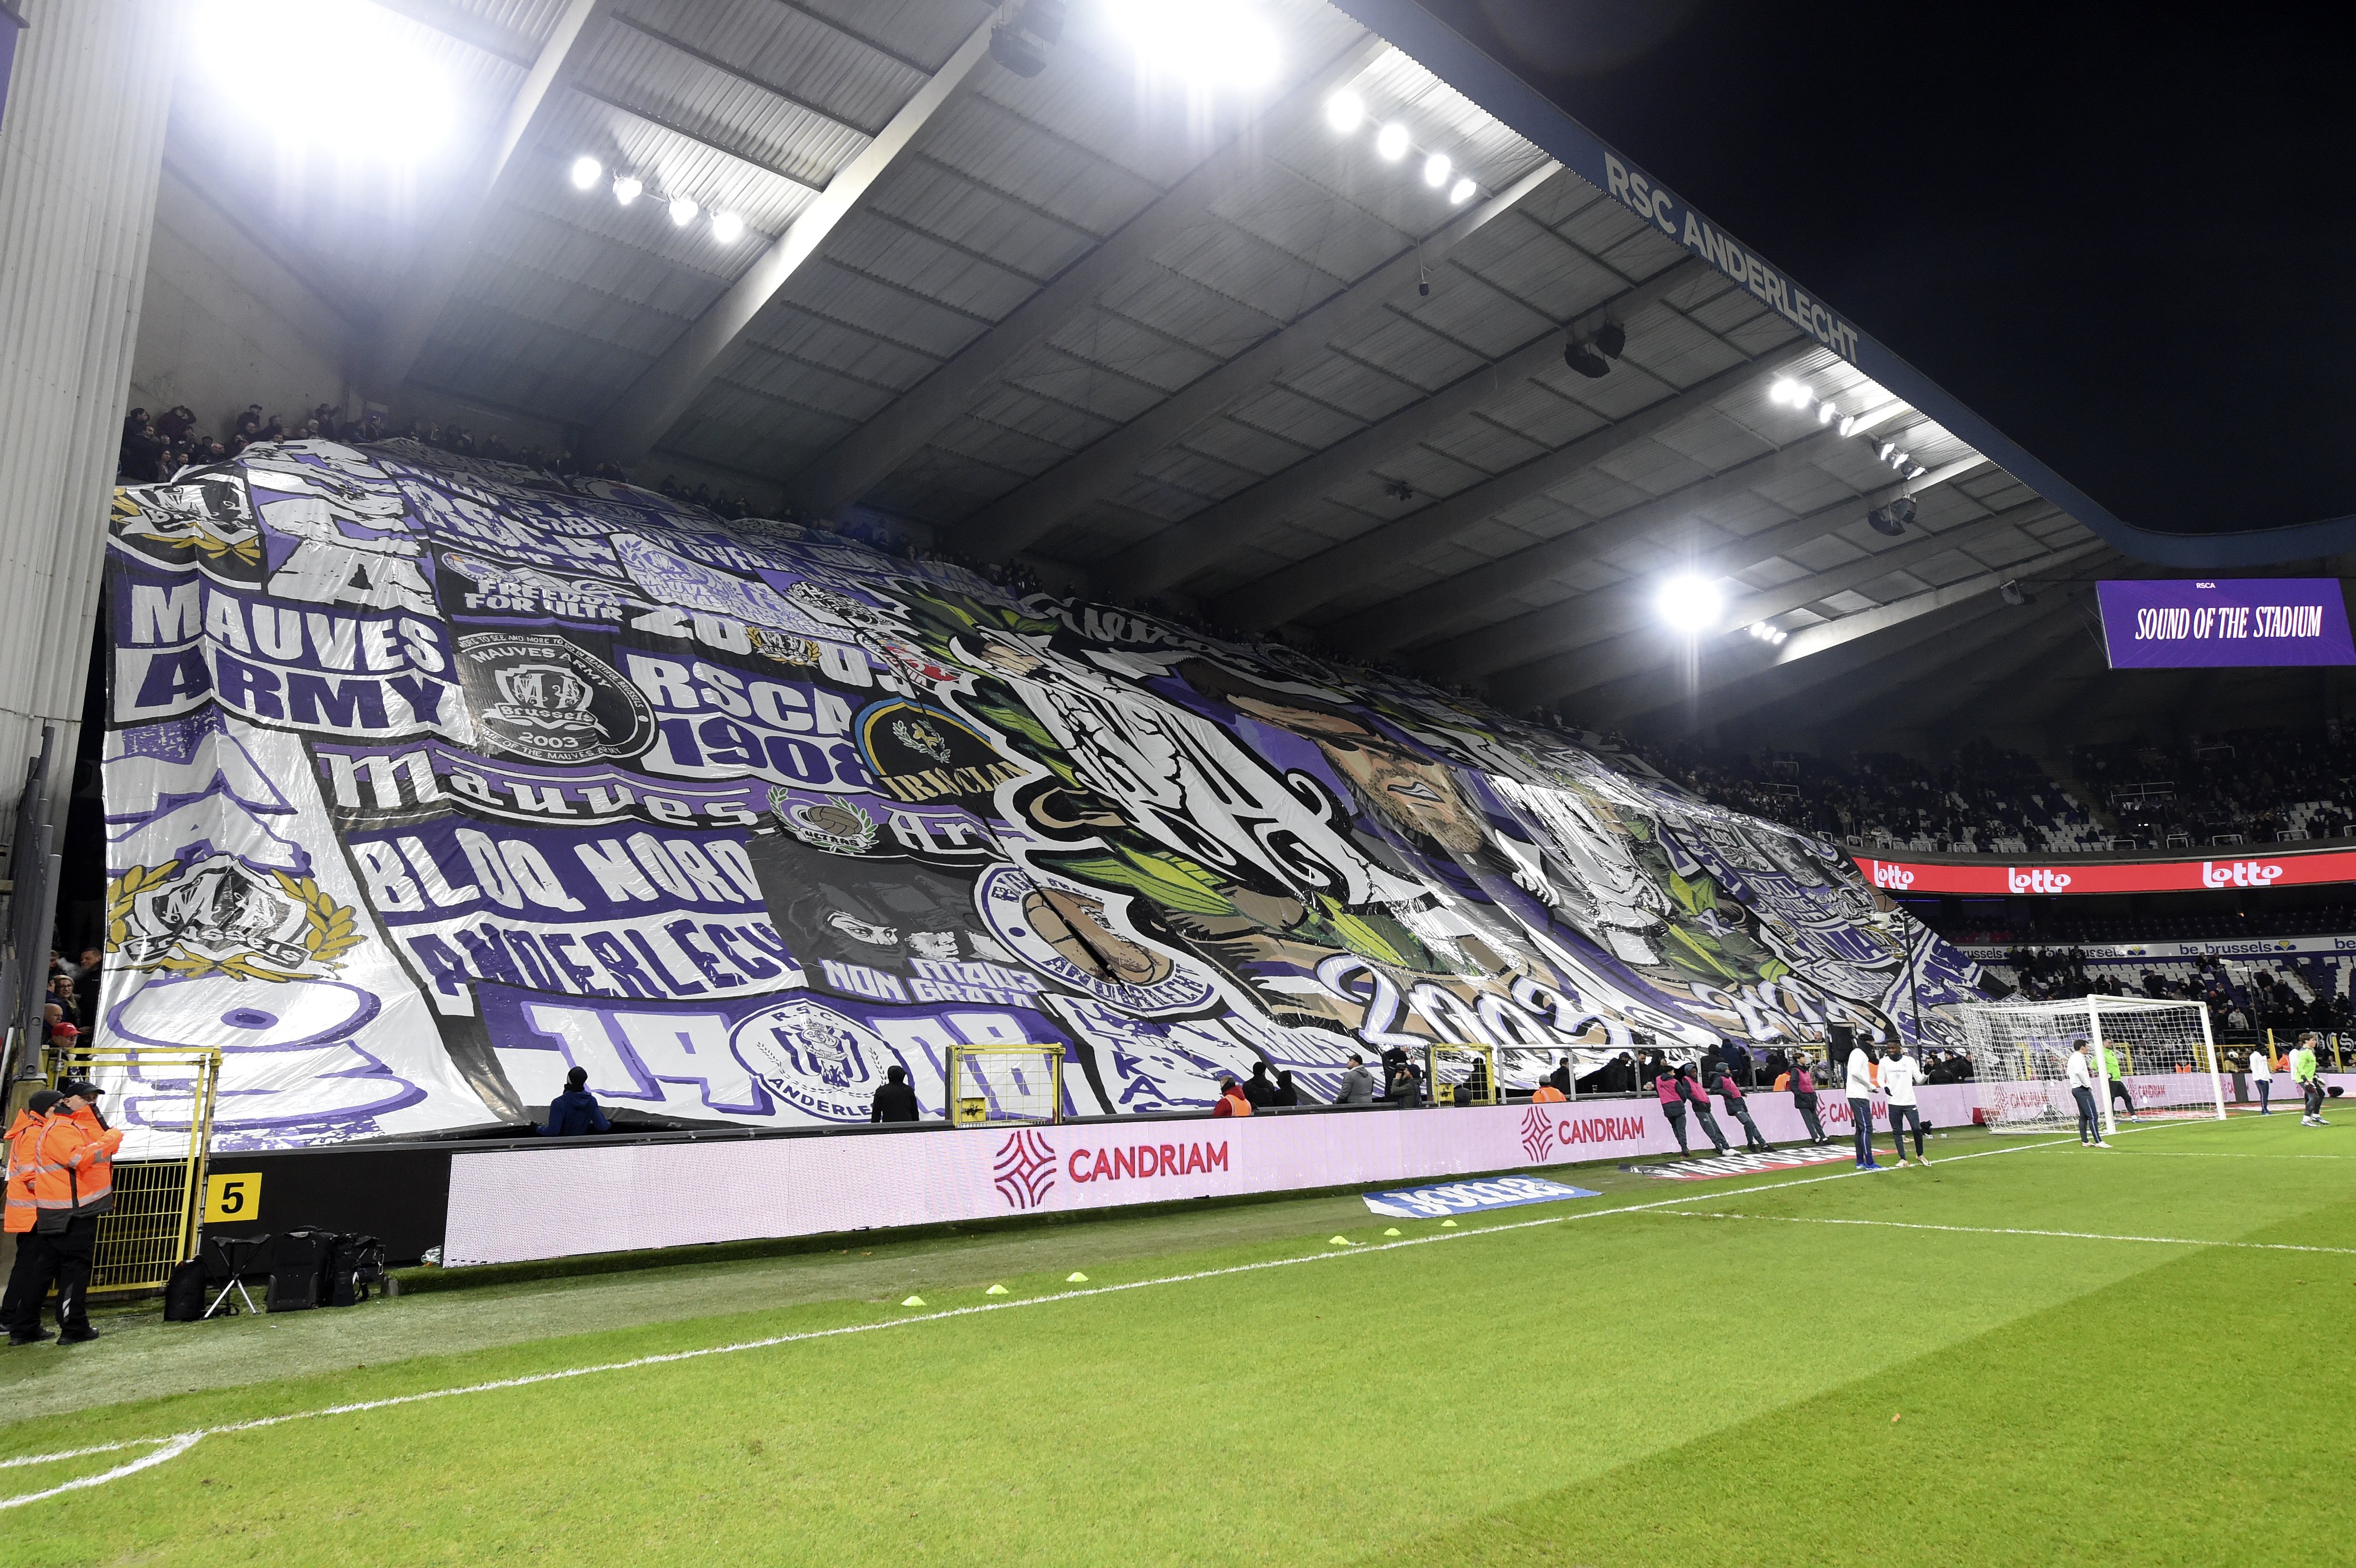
top-left (1855, 849), bottom-right (2356, 897)
top-left (96, 439), bottom-right (1982, 1154)
top-left (443, 1086), bottom-right (1988, 1266)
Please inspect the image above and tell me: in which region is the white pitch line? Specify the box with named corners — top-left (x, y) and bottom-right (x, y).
top-left (1661, 1211), bottom-right (2356, 1255)
top-left (0, 1129), bottom-right (2110, 1509)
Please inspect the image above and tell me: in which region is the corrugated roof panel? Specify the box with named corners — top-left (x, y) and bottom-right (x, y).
top-left (1148, 219), bottom-right (1351, 333)
top-left (861, 156), bottom-right (1098, 283)
top-left (1274, 352), bottom-right (1426, 425)
top-left (996, 353), bottom-right (1171, 427)
top-left (720, 348), bottom-right (901, 421)
top-left (1454, 215), bottom-right (1630, 323)
top-left (1477, 381), bottom-right (1611, 449)
top-left (578, 24), bottom-right (874, 189)
top-left (1327, 311), bottom-right (1487, 393)
top-left (1222, 385), bottom-right (1368, 454)
top-left (1391, 271), bottom-right (1556, 360)
top-left (925, 411), bottom-right (1079, 481)
top-left (453, 261), bottom-right (685, 359)
top-left (821, 214), bottom-right (1040, 322)
top-left (960, 74), bottom-right (1193, 193)
top-left (1206, 167), bottom-right (1412, 292)
top-left (1092, 265), bottom-right (1282, 361)
top-left (623, 0), bottom-right (928, 134)
top-left (916, 98), bottom-right (1157, 241)
top-left (453, 0), bottom-right (575, 47)
top-left (734, 307), bottom-right (944, 393)
top-left (771, 261), bottom-right (986, 361)
top-left (962, 383), bottom-right (1121, 453)
top-left (789, 0), bottom-right (990, 73)
top-left (498, 151), bottom-right (750, 283)
top-left (1418, 410), bottom-right (1553, 478)
top-left (1044, 312), bottom-right (1222, 394)
top-left (471, 206), bottom-right (730, 320)
top-left (1175, 416), bottom-right (1316, 484)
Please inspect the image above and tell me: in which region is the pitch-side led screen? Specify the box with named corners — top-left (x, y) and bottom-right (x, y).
top-left (2096, 578), bottom-right (2355, 668)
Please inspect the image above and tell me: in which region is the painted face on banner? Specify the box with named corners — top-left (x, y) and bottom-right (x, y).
top-left (1230, 694), bottom-right (1489, 857)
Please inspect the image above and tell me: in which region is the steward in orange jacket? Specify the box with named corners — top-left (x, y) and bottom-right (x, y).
top-left (4, 1087), bottom-right (123, 1345)
top-left (1530, 1083), bottom-right (1567, 1103)
top-left (1210, 1079), bottom-right (1253, 1117)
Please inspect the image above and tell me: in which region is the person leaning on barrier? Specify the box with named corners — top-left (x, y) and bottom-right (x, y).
top-left (4, 1086), bottom-right (123, 1346)
top-left (1333, 1055), bottom-right (1378, 1105)
top-left (543, 1066), bottom-right (613, 1136)
top-left (870, 1064), bottom-right (920, 1124)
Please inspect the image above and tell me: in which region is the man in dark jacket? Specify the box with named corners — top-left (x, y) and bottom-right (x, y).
top-left (1242, 1061), bottom-right (1278, 1109)
top-left (870, 1064), bottom-right (921, 1123)
top-left (541, 1067), bottom-right (611, 1136)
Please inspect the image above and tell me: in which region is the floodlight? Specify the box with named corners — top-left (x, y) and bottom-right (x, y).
top-left (2000, 579), bottom-right (2034, 607)
top-left (1908, 464), bottom-right (1927, 479)
top-left (1893, 450), bottom-right (1910, 468)
top-left (669, 196), bottom-right (698, 227)
top-left (712, 210), bottom-right (744, 243)
top-left (1838, 414), bottom-right (1859, 437)
top-left (1877, 442), bottom-right (1896, 461)
top-left (612, 174), bottom-right (642, 205)
top-left (1656, 574), bottom-right (1723, 635)
top-left (570, 155), bottom-right (601, 190)
top-left (1376, 121), bottom-right (1409, 160)
top-left (1449, 176), bottom-right (1476, 204)
top-left (1326, 90), bottom-right (1365, 133)
top-left (1749, 622), bottom-right (1770, 638)
top-left (192, 0), bottom-right (459, 164)
top-left (1771, 630), bottom-right (1788, 644)
top-left (1817, 401), bottom-right (1837, 425)
top-left (1423, 152), bottom-right (1451, 188)
top-left (1106, 0), bottom-right (1279, 88)
top-left (1769, 378), bottom-right (1803, 405)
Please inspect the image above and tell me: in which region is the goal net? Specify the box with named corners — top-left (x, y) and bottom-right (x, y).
top-left (1956, 997), bottom-right (2224, 1136)
top-left (947, 1045), bottom-right (1063, 1126)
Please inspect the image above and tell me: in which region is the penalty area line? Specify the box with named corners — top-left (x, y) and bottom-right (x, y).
top-left (0, 1131), bottom-right (2090, 1510)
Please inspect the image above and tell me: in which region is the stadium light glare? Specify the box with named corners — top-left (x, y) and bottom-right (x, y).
top-left (1817, 400), bottom-right (1837, 425)
top-left (1908, 464), bottom-right (1928, 479)
top-left (1376, 121), bottom-right (1410, 160)
top-left (1656, 574), bottom-right (1723, 636)
top-left (1769, 377), bottom-right (1808, 406)
top-left (612, 174), bottom-right (643, 205)
top-left (1106, 0), bottom-right (1279, 89)
top-left (1878, 441), bottom-right (1896, 461)
top-left (1326, 89), bottom-right (1364, 132)
top-left (669, 196), bottom-right (699, 227)
top-left (570, 155), bottom-right (601, 191)
top-left (712, 210), bottom-right (744, 244)
top-left (1449, 176), bottom-right (1476, 204)
top-left (193, 0), bottom-right (459, 164)
top-left (1838, 414), bottom-right (1859, 437)
top-left (1423, 152), bottom-right (1451, 188)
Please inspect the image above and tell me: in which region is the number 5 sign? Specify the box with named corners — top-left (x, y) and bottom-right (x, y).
top-left (204, 1172), bottom-right (262, 1224)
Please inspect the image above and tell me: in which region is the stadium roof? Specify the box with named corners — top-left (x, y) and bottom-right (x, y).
top-left (163, 0), bottom-right (2350, 749)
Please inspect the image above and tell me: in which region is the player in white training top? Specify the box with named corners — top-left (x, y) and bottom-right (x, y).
top-left (2065, 1037), bottom-right (2109, 1148)
top-left (1880, 1042), bottom-right (1927, 1165)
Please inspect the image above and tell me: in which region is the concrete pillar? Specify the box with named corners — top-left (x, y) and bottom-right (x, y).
top-left (0, 0), bottom-right (179, 857)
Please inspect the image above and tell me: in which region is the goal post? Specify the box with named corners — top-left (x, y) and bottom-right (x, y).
top-left (1955, 997), bottom-right (2225, 1136)
top-left (946, 1045), bottom-right (1063, 1126)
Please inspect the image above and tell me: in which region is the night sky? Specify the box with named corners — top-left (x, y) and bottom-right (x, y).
top-left (1396, 0), bottom-right (2356, 541)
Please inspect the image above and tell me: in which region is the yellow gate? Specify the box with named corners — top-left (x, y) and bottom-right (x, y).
top-left (40, 1044), bottom-right (222, 1294)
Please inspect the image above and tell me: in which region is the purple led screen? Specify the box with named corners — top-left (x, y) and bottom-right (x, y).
top-left (2096, 579), bottom-right (2355, 669)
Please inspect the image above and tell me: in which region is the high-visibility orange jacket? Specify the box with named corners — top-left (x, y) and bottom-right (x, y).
top-left (1211, 1088), bottom-right (1252, 1117)
top-left (3, 1110), bottom-right (123, 1234)
top-left (1531, 1085), bottom-right (1566, 1103)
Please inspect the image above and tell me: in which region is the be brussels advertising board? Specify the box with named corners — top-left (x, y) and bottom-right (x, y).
top-left (2096, 579), bottom-right (2356, 669)
top-left (94, 439), bottom-right (1984, 1157)
top-left (1854, 849), bottom-right (2356, 897)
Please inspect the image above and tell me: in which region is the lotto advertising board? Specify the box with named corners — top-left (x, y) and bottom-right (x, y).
top-left (95, 439), bottom-right (1984, 1156)
top-left (443, 1086), bottom-right (1992, 1265)
top-left (2096, 579), bottom-right (2356, 669)
top-left (1854, 849), bottom-right (2356, 897)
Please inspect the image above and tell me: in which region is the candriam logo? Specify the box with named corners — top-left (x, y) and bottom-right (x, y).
top-left (1871, 862), bottom-right (1915, 890)
top-left (2007, 867), bottom-right (2072, 893)
top-left (2202, 859), bottom-right (2284, 888)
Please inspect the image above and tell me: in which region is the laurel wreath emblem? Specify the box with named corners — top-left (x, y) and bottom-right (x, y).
top-left (105, 861), bottom-right (363, 982)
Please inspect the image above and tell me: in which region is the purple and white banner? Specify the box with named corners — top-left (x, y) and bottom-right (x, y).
top-left (2097, 578), bottom-right (2355, 669)
top-left (94, 440), bottom-right (1985, 1157)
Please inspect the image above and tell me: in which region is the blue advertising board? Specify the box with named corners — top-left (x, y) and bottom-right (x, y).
top-left (2096, 579), bottom-right (2356, 669)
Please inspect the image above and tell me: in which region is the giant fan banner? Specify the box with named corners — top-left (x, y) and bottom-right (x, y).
top-left (96, 440), bottom-right (1981, 1154)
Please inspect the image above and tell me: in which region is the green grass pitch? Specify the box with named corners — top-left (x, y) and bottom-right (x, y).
top-left (1, 1113), bottom-right (2349, 1566)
